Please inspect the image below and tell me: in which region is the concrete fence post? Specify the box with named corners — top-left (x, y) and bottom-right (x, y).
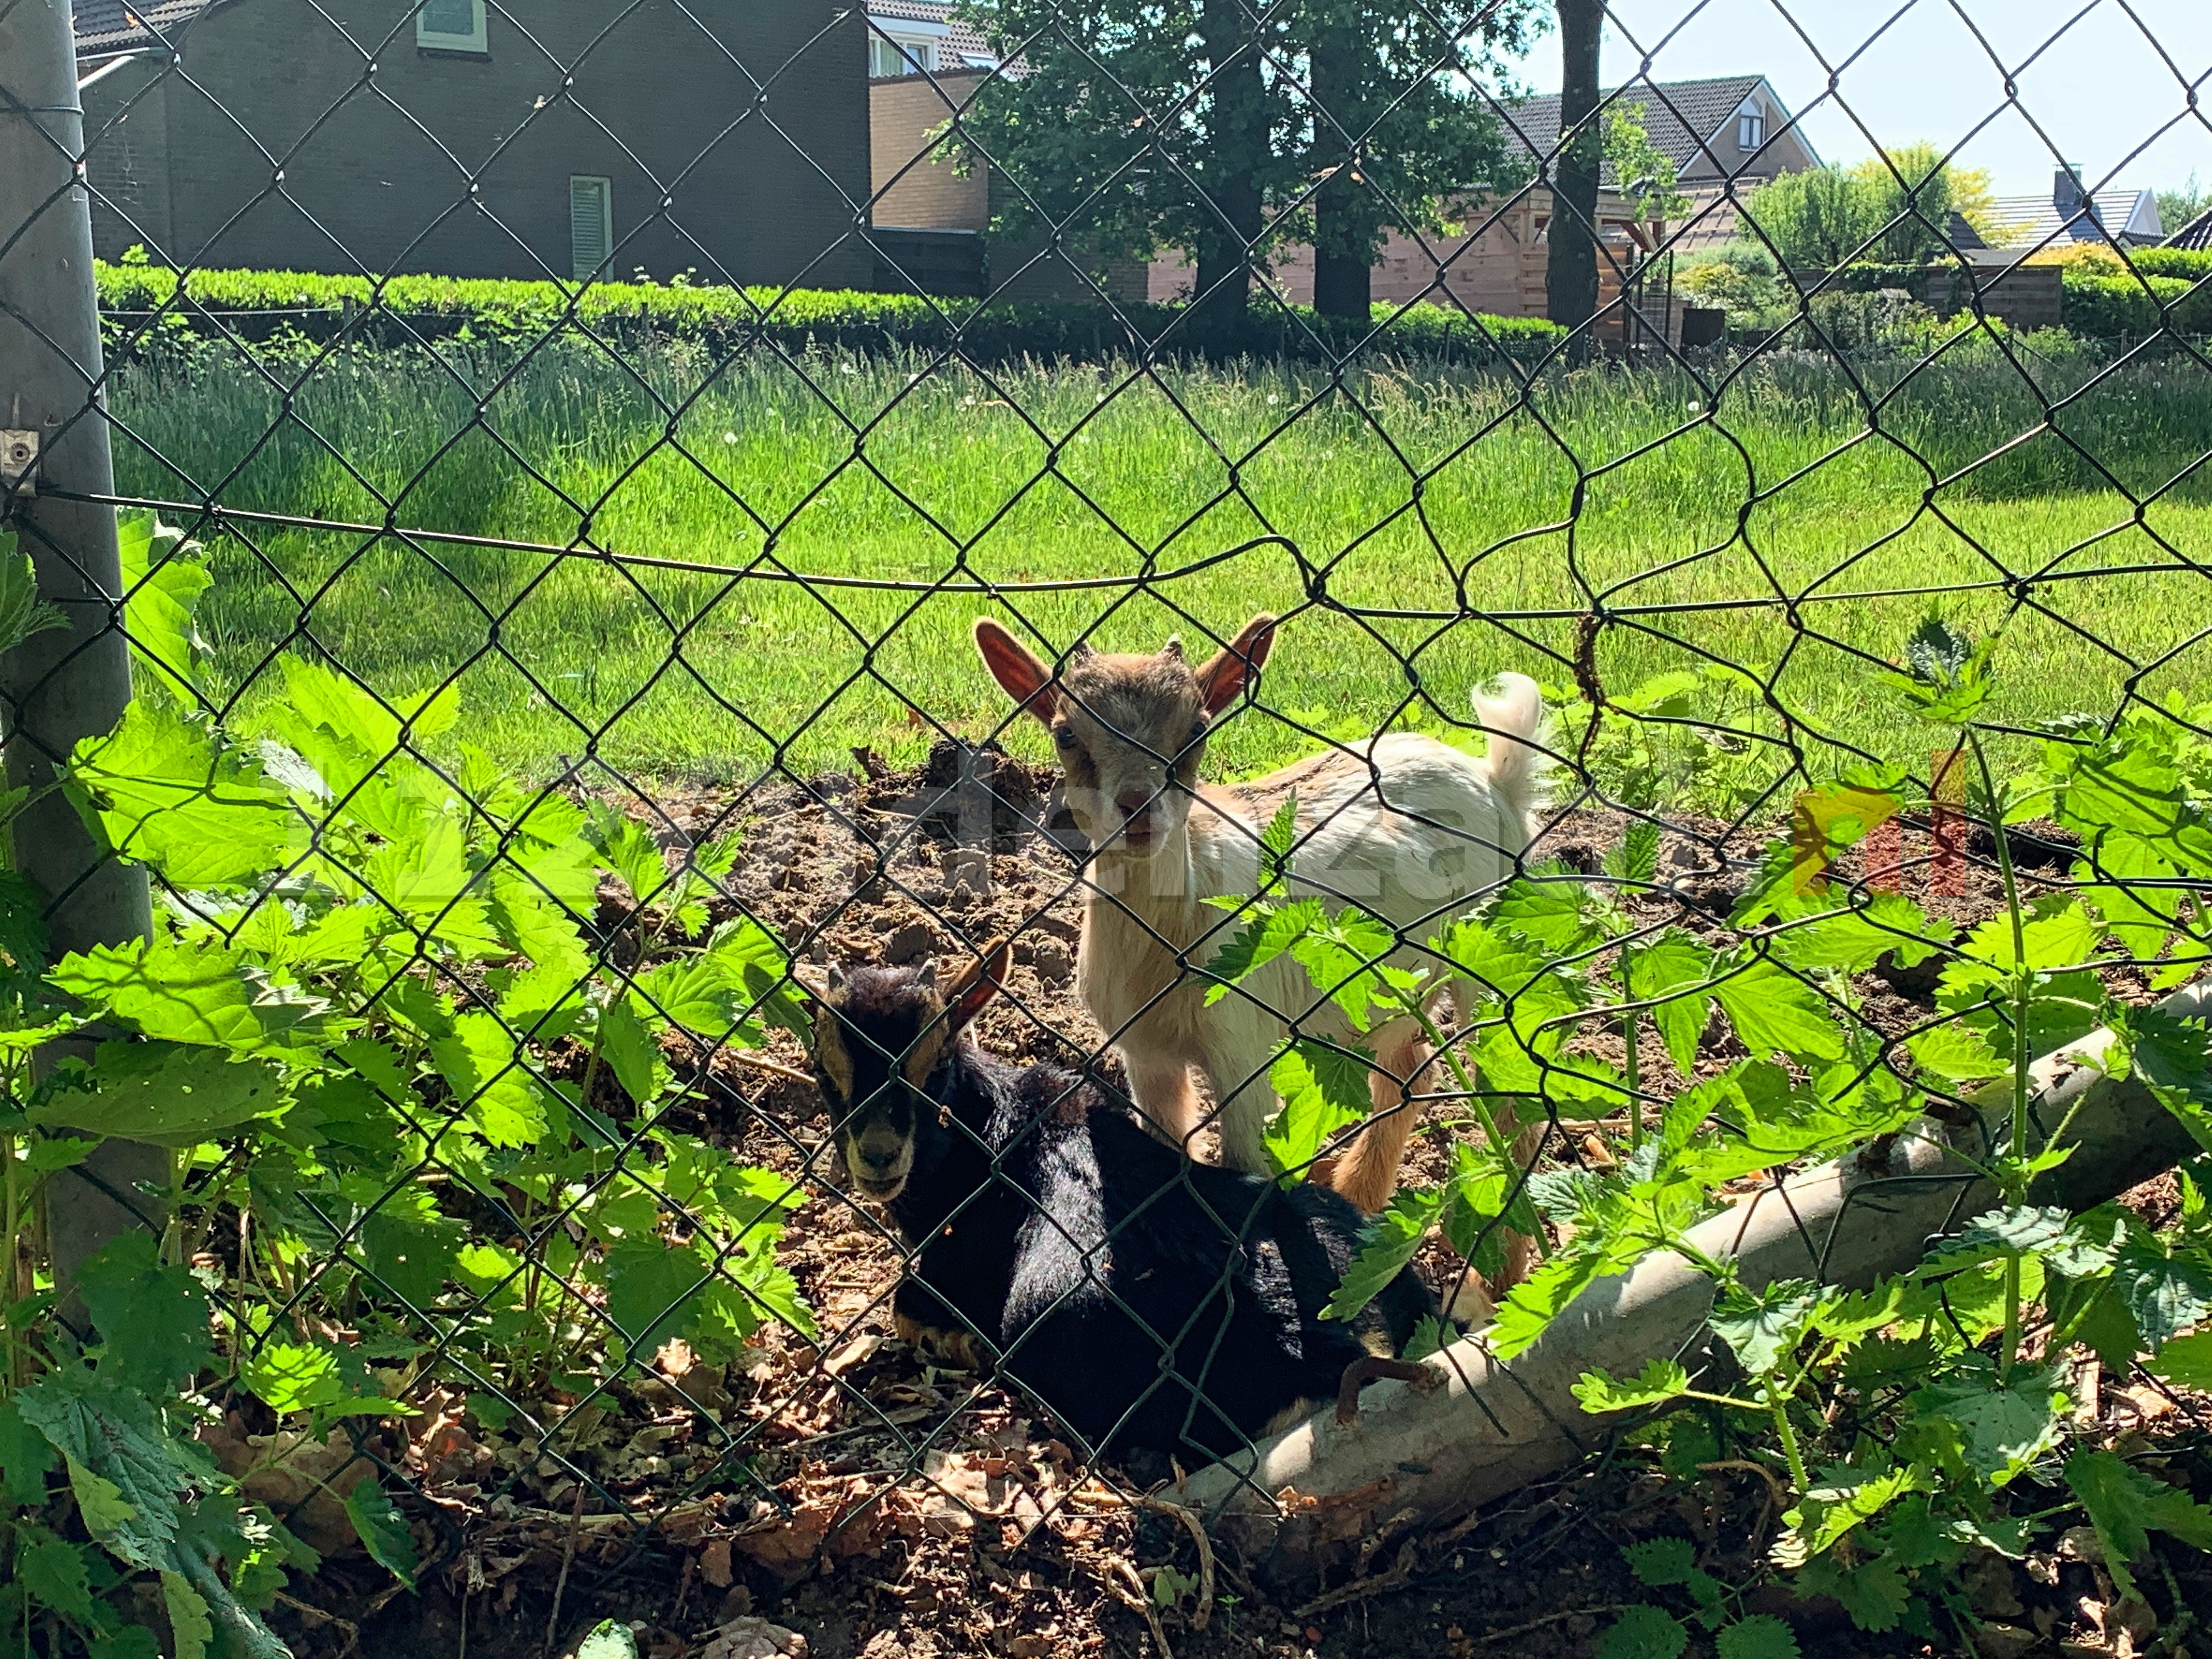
top-left (0, 0), bottom-right (163, 1313)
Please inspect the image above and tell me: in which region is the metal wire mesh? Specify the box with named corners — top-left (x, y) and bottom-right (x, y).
top-left (5, 0), bottom-right (2212, 1643)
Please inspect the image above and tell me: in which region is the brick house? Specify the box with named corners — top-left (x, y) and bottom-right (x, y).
top-left (73, 0), bottom-right (875, 290)
top-left (864, 7), bottom-right (1147, 302)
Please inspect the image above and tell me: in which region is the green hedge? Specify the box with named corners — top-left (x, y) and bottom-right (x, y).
top-left (2059, 271), bottom-right (2212, 338)
top-left (94, 262), bottom-right (1567, 365)
top-left (2127, 246), bottom-right (2212, 282)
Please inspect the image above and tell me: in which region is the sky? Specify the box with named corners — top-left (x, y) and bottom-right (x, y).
top-left (1511, 0), bottom-right (2212, 209)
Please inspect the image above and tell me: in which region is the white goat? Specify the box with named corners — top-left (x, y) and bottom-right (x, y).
top-left (973, 613), bottom-right (1549, 1261)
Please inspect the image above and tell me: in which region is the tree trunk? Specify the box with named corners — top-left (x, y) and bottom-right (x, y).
top-left (1193, 0), bottom-right (1267, 340)
top-left (1309, 7), bottom-right (1370, 322)
top-left (1545, 0), bottom-right (1602, 356)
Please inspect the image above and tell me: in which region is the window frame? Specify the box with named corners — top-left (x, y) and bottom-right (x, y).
top-left (867, 16), bottom-right (948, 78)
top-left (1739, 110), bottom-right (1765, 153)
top-left (569, 174), bottom-right (613, 284)
top-left (416, 0), bottom-right (488, 54)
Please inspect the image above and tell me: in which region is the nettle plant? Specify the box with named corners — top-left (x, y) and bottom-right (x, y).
top-left (0, 517), bottom-right (814, 1655)
top-left (1212, 623), bottom-right (2212, 1655)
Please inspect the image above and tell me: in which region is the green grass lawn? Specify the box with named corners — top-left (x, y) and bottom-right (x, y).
top-left (105, 327), bottom-right (2212, 797)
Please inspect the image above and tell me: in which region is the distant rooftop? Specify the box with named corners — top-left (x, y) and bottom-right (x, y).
top-left (1980, 183), bottom-right (2163, 251)
top-left (868, 1), bottom-right (998, 71)
top-left (74, 0), bottom-right (211, 57)
top-left (1502, 74), bottom-right (1814, 182)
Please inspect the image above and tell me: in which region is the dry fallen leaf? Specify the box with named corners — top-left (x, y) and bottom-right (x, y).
top-left (699, 1616), bottom-right (808, 1659)
top-left (699, 1538), bottom-right (734, 1589)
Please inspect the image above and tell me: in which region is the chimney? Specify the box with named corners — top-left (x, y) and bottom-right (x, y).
top-left (2053, 166), bottom-right (2085, 216)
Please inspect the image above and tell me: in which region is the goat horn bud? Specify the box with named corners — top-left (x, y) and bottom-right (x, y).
top-left (1160, 635), bottom-right (1185, 659)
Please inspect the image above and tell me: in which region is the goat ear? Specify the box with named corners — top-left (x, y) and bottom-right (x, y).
top-left (942, 937), bottom-right (1013, 1032)
top-left (973, 618), bottom-right (1057, 726)
top-left (1195, 613), bottom-right (1277, 716)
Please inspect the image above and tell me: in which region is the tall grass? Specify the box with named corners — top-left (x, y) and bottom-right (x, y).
top-left (105, 328), bottom-right (2212, 791)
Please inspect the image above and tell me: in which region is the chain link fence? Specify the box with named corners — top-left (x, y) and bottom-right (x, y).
top-left (4, 0), bottom-right (2212, 1652)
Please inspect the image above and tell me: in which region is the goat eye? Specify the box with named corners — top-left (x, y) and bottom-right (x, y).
top-left (1053, 727), bottom-right (1076, 748)
top-left (1188, 720), bottom-right (1207, 740)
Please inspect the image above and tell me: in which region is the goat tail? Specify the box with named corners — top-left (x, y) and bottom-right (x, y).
top-left (1473, 672), bottom-right (1553, 836)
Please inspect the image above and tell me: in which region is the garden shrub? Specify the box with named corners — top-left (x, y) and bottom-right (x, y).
top-left (94, 259), bottom-right (1566, 366)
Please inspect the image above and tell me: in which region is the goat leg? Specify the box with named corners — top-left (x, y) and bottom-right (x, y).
top-left (1334, 1356), bottom-right (1441, 1426)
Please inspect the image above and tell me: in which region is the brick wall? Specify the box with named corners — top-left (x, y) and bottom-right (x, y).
top-left (1921, 263), bottom-right (2064, 332)
top-left (1146, 190), bottom-right (1655, 321)
top-left (80, 0), bottom-right (872, 290)
top-left (869, 70), bottom-right (988, 231)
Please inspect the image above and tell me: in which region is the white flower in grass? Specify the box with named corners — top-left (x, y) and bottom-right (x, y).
top-left (723, 432), bottom-right (738, 443)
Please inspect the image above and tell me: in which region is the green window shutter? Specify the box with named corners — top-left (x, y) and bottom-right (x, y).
top-left (569, 176), bottom-right (611, 282)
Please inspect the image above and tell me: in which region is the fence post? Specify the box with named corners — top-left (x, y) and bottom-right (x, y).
top-left (0, 0), bottom-right (163, 1313)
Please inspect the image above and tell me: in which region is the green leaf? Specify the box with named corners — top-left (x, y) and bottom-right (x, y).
top-left (49, 938), bottom-right (320, 1054)
top-left (1322, 1188), bottom-right (1441, 1322)
top-left (342, 1480), bottom-right (420, 1590)
top-left (1709, 1280), bottom-right (1822, 1376)
top-left (2111, 1239), bottom-right (2212, 1351)
top-left (2065, 1449), bottom-right (2212, 1601)
top-left (1598, 1604), bottom-right (1686, 1659)
top-left (241, 1341), bottom-right (349, 1416)
top-left (603, 1239), bottom-right (706, 1349)
top-left (31, 1039), bottom-right (288, 1146)
top-left (76, 1231), bottom-right (213, 1392)
top-left (1283, 910), bottom-right (1405, 1033)
top-left (1263, 1041), bottom-right (1372, 1181)
top-left (1714, 958), bottom-right (1846, 1062)
top-left (117, 507), bottom-right (211, 700)
top-left (588, 803), bottom-right (670, 909)
top-left (0, 1397), bottom-right (57, 1504)
top-left (64, 703), bottom-right (298, 888)
top-left (1573, 1358), bottom-right (1691, 1414)
top-left (1604, 821), bottom-right (1663, 884)
top-left (69, 1457), bottom-right (142, 1543)
top-left (1488, 1245), bottom-right (1626, 1361)
top-left (162, 1570), bottom-right (215, 1659)
top-left (1717, 1613), bottom-right (1801, 1659)
top-left (430, 1011), bottom-right (554, 1147)
top-left (1259, 797), bottom-right (1299, 887)
top-left (2148, 1328), bottom-right (2212, 1391)
top-left (1908, 1022), bottom-right (2008, 1085)
top-left (597, 997), bottom-right (667, 1108)
top-left (1622, 1537), bottom-right (1699, 1587)
top-left (18, 1135), bottom-right (95, 1177)
top-left (2129, 1007), bottom-right (2212, 1155)
top-left (1911, 1359), bottom-right (2064, 1485)
top-left (1791, 1553), bottom-right (1910, 1632)
top-left (91, 1628), bottom-right (161, 1659)
top-left (577, 1622), bottom-right (638, 1659)
top-left (16, 1525), bottom-right (97, 1624)
top-left (1492, 870), bottom-right (1598, 953)
top-left (0, 536), bottom-right (67, 656)
top-left (1790, 1462), bottom-right (1928, 1556)
top-left (1626, 932), bottom-right (1715, 1076)
top-left (357, 1191), bottom-right (463, 1308)
top-left (632, 956), bottom-right (746, 1039)
top-left (1435, 915), bottom-right (1547, 1000)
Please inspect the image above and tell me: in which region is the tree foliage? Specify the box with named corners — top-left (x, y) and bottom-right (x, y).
top-left (952, 0), bottom-right (1538, 318)
top-left (1745, 145), bottom-right (1965, 273)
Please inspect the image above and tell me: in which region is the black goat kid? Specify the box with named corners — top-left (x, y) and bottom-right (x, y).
top-left (809, 940), bottom-right (1437, 1462)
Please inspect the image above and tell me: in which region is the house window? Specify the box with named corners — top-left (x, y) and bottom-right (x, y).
top-left (1739, 110), bottom-right (1764, 151)
top-left (569, 175), bottom-right (612, 282)
top-left (870, 33), bottom-right (936, 77)
top-left (416, 0), bottom-right (486, 53)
